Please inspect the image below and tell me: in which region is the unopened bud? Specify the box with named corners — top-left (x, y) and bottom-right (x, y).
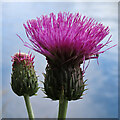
top-left (11, 52), bottom-right (39, 96)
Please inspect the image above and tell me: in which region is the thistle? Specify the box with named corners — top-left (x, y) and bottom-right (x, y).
top-left (11, 51), bottom-right (39, 120)
top-left (19, 12), bottom-right (116, 119)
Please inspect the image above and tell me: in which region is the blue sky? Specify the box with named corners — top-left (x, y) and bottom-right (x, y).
top-left (2, 2), bottom-right (118, 118)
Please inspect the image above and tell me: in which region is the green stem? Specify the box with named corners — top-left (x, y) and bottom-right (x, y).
top-left (58, 88), bottom-right (68, 120)
top-left (58, 99), bottom-right (68, 120)
top-left (24, 94), bottom-right (34, 120)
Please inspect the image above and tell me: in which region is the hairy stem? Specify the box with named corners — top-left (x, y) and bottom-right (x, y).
top-left (24, 94), bottom-right (34, 120)
top-left (58, 88), bottom-right (68, 120)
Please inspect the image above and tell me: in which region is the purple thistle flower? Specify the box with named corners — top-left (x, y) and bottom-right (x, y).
top-left (19, 12), bottom-right (116, 69)
top-left (18, 12), bottom-right (117, 101)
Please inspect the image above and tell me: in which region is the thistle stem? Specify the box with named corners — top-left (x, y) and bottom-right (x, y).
top-left (58, 99), bottom-right (68, 120)
top-left (24, 94), bottom-right (34, 120)
top-left (58, 88), bottom-right (68, 120)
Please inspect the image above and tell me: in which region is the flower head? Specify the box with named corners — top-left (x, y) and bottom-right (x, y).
top-left (20, 12), bottom-right (116, 68)
top-left (11, 51), bottom-right (39, 96)
top-left (19, 12), bottom-right (116, 100)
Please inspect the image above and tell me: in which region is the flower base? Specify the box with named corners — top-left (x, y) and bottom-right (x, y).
top-left (43, 64), bottom-right (87, 101)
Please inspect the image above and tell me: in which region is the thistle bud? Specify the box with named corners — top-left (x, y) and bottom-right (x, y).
top-left (11, 52), bottom-right (39, 96)
top-left (43, 65), bottom-right (87, 101)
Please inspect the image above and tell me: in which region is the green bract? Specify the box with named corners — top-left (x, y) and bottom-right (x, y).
top-left (43, 65), bottom-right (87, 101)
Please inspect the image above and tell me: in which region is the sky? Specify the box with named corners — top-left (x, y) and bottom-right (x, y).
top-left (1, 2), bottom-right (118, 118)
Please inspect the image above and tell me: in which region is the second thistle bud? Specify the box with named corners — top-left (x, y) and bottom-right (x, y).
top-left (11, 52), bottom-right (39, 96)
